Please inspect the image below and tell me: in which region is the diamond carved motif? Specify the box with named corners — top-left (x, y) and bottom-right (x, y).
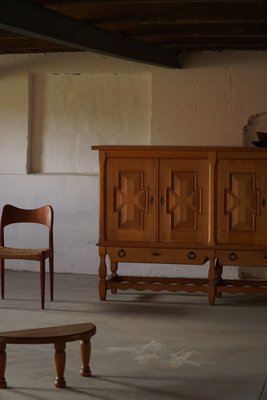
top-left (225, 173), bottom-right (260, 232)
top-left (166, 172), bottom-right (202, 231)
top-left (114, 171), bottom-right (148, 229)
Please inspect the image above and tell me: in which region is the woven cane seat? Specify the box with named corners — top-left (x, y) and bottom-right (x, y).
top-left (0, 246), bottom-right (51, 260)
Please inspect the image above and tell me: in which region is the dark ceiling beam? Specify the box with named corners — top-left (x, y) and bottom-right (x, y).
top-left (127, 23), bottom-right (267, 38)
top-left (100, 21), bottom-right (267, 34)
top-left (162, 34), bottom-right (267, 48)
top-left (0, 0), bottom-right (181, 68)
top-left (42, 1), bottom-right (267, 23)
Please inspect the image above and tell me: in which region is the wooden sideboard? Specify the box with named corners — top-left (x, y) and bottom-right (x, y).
top-left (92, 145), bottom-right (267, 304)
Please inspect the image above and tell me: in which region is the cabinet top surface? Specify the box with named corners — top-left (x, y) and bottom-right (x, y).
top-left (92, 145), bottom-right (267, 152)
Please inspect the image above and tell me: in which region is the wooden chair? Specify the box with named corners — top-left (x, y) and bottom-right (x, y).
top-left (0, 204), bottom-right (54, 309)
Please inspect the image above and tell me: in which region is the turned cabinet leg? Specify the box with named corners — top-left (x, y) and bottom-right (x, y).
top-left (99, 247), bottom-right (107, 301)
top-left (80, 339), bottom-right (92, 377)
top-left (208, 257), bottom-right (216, 305)
top-left (215, 259), bottom-right (223, 298)
top-left (110, 261), bottom-right (118, 294)
top-left (0, 344), bottom-right (7, 389)
top-left (54, 342), bottom-right (66, 388)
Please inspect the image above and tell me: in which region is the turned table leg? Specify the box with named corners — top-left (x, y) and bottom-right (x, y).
top-left (54, 342), bottom-right (66, 388)
top-left (80, 339), bottom-right (92, 377)
top-left (0, 344), bottom-right (7, 389)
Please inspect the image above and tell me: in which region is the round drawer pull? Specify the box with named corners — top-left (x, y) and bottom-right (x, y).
top-left (228, 252), bottom-right (237, 261)
top-left (152, 252), bottom-right (161, 256)
top-left (187, 251), bottom-right (196, 260)
top-left (118, 249), bottom-right (126, 258)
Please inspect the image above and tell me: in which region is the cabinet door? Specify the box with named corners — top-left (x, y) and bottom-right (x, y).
top-left (216, 160), bottom-right (267, 245)
top-left (159, 159), bottom-right (210, 244)
top-left (106, 158), bottom-right (157, 242)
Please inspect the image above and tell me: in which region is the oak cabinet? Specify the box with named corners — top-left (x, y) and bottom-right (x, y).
top-left (92, 145), bottom-right (267, 304)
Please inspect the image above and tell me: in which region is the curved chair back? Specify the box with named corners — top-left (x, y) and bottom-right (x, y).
top-left (0, 204), bottom-right (53, 248)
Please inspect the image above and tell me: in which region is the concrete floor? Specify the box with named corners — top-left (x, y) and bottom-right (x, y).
top-left (0, 270), bottom-right (267, 400)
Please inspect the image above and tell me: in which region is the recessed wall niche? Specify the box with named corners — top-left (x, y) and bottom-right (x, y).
top-left (29, 72), bottom-right (151, 174)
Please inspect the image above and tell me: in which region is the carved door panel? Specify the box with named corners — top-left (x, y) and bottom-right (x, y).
top-left (216, 160), bottom-right (267, 245)
top-left (159, 159), bottom-right (210, 244)
top-left (106, 158), bottom-right (157, 242)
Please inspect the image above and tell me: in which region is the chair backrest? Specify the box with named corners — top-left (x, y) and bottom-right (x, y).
top-left (0, 204), bottom-right (54, 248)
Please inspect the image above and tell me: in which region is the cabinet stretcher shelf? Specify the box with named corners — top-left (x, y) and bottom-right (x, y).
top-left (217, 279), bottom-right (267, 295)
top-left (107, 275), bottom-right (209, 293)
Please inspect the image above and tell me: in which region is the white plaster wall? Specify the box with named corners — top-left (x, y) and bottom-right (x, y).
top-left (152, 52), bottom-right (267, 146)
top-left (0, 51), bottom-right (267, 279)
top-left (30, 72), bottom-right (151, 173)
top-left (0, 64), bottom-right (28, 173)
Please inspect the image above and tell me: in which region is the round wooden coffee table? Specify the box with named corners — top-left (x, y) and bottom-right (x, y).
top-left (0, 322), bottom-right (96, 388)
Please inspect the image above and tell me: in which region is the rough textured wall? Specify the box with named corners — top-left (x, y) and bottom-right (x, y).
top-left (152, 52), bottom-right (267, 146)
top-left (30, 72), bottom-right (151, 173)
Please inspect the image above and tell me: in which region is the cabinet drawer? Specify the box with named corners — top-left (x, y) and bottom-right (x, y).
top-left (216, 250), bottom-right (267, 266)
top-left (107, 247), bottom-right (209, 264)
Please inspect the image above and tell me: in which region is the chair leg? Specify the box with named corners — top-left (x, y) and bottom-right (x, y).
top-left (0, 260), bottom-right (4, 299)
top-left (0, 343), bottom-right (7, 388)
top-left (40, 255), bottom-right (45, 309)
top-left (49, 256), bottom-right (54, 301)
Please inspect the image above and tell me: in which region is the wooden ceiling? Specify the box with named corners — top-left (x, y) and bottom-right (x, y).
top-left (0, 1), bottom-right (267, 68)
